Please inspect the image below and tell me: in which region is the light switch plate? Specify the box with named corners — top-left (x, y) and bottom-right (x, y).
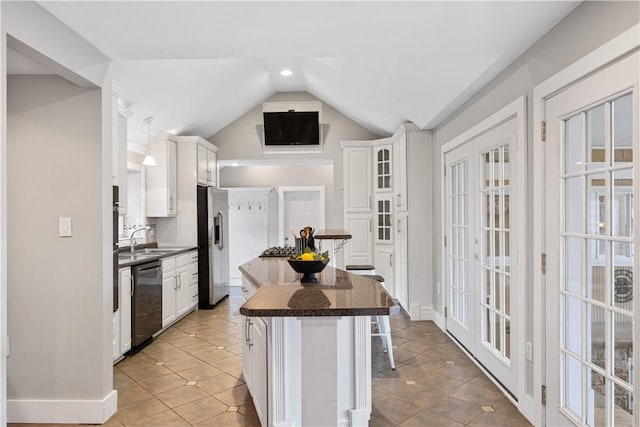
top-left (59, 217), bottom-right (72, 237)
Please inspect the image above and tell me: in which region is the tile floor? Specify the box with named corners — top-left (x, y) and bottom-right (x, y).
top-left (9, 294), bottom-right (532, 427)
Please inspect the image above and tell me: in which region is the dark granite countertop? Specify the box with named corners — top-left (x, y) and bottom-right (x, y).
top-left (239, 257), bottom-right (394, 317)
top-left (313, 229), bottom-right (352, 239)
top-left (117, 245), bottom-right (198, 268)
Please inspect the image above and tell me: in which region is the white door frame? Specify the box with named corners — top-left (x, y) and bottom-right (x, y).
top-left (532, 23), bottom-right (640, 427)
top-left (277, 186), bottom-right (326, 247)
top-left (440, 95), bottom-right (528, 418)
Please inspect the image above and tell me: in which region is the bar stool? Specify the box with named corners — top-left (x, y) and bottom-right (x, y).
top-left (345, 264), bottom-right (375, 275)
top-left (362, 274), bottom-right (396, 370)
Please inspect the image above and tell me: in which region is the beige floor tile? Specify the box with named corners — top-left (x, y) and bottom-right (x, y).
top-left (449, 381), bottom-right (505, 405)
top-left (194, 411), bottom-right (260, 427)
top-left (115, 395), bottom-right (168, 423)
top-left (145, 346), bottom-right (192, 362)
top-left (426, 396), bottom-right (485, 424)
top-left (162, 355), bottom-right (211, 373)
top-left (117, 352), bottom-right (156, 372)
top-left (122, 364), bottom-right (174, 382)
top-left (176, 364), bottom-right (223, 381)
top-left (213, 384), bottom-right (252, 407)
top-left (433, 362), bottom-right (482, 382)
top-left (116, 383), bottom-right (152, 406)
top-left (141, 340), bottom-right (177, 355)
top-left (155, 385), bottom-right (210, 408)
top-left (197, 372), bottom-right (246, 395)
top-left (180, 339), bottom-right (218, 355)
top-left (126, 409), bottom-right (190, 427)
top-left (138, 372), bottom-right (188, 394)
top-left (173, 396), bottom-right (228, 424)
top-left (371, 395), bottom-right (424, 425)
top-left (467, 411), bottom-right (533, 426)
top-left (398, 409), bottom-right (465, 427)
top-left (113, 368), bottom-right (136, 389)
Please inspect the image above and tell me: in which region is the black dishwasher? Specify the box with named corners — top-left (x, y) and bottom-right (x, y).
top-left (132, 260), bottom-right (163, 349)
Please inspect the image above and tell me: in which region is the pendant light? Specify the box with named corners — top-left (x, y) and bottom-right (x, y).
top-left (142, 116), bottom-right (156, 166)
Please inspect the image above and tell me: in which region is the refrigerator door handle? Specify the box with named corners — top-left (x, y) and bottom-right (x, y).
top-left (216, 211), bottom-right (224, 250)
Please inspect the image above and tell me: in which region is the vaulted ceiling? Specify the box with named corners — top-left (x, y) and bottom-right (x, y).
top-left (37, 1), bottom-right (580, 146)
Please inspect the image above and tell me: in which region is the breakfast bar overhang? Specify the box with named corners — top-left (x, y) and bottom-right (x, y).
top-left (239, 257), bottom-right (395, 427)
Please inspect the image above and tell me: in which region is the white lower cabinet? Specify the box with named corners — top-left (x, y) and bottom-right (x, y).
top-left (375, 246), bottom-right (395, 296)
top-left (344, 213), bottom-right (373, 266)
top-left (243, 316), bottom-right (268, 426)
top-left (162, 251), bottom-right (195, 328)
top-left (189, 252), bottom-right (199, 309)
top-left (114, 267), bottom-right (132, 363)
top-left (112, 311), bottom-right (120, 362)
top-left (119, 267), bottom-right (132, 354)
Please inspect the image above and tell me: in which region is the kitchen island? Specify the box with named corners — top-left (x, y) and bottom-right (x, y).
top-left (239, 256), bottom-right (395, 427)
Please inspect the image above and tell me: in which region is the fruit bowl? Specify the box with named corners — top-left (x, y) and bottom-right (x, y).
top-left (287, 258), bottom-right (329, 283)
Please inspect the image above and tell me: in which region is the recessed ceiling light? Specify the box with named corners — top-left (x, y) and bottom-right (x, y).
top-left (231, 162), bottom-right (239, 167)
top-left (280, 69), bottom-right (293, 77)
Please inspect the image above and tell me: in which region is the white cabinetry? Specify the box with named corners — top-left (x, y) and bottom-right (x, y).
top-left (373, 141), bottom-right (393, 193)
top-left (162, 257), bottom-right (177, 327)
top-left (197, 142), bottom-right (217, 187)
top-left (162, 252), bottom-right (193, 328)
top-left (112, 93), bottom-right (131, 213)
top-left (243, 315), bottom-right (268, 426)
top-left (342, 142), bottom-right (374, 266)
top-left (146, 132), bottom-right (178, 217)
top-left (343, 145), bottom-right (372, 212)
top-left (341, 124), bottom-right (432, 320)
top-left (119, 267), bottom-right (132, 354)
top-left (112, 311), bottom-right (120, 361)
top-left (154, 137), bottom-right (219, 246)
top-left (189, 252), bottom-right (198, 309)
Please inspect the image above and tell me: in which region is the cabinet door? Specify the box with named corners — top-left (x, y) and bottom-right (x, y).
top-left (394, 135), bottom-right (408, 212)
top-left (189, 253), bottom-right (199, 309)
top-left (344, 214), bottom-right (373, 265)
top-left (375, 247), bottom-right (395, 298)
top-left (119, 267), bottom-right (132, 354)
top-left (374, 145), bottom-right (393, 192)
top-left (375, 195), bottom-right (393, 244)
top-left (162, 258), bottom-right (177, 328)
top-left (242, 317), bottom-right (253, 393)
top-left (343, 147), bottom-right (372, 213)
top-left (207, 149), bottom-right (217, 187)
top-left (176, 264), bottom-right (190, 318)
top-left (112, 311), bottom-right (120, 361)
top-left (251, 317), bottom-right (268, 427)
top-left (395, 214), bottom-right (409, 310)
top-left (167, 140), bottom-right (178, 215)
top-left (197, 144), bottom-right (209, 185)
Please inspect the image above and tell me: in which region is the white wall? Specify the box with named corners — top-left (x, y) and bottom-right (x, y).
top-left (1, 1), bottom-right (114, 423)
top-left (430, 0), bottom-right (639, 411)
top-left (209, 92), bottom-right (380, 230)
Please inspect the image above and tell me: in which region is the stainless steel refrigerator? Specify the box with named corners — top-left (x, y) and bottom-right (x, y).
top-left (197, 186), bottom-right (230, 308)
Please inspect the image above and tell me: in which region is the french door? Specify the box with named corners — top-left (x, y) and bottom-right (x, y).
top-left (544, 51), bottom-right (638, 427)
top-left (445, 117), bottom-right (519, 395)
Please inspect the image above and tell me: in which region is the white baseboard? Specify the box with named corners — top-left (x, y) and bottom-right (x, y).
top-left (409, 303), bottom-right (434, 321)
top-left (349, 408), bottom-right (370, 426)
top-left (8, 390), bottom-right (117, 424)
top-left (432, 309), bottom-right (445, 331)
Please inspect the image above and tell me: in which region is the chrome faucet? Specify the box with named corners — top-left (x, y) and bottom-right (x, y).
top-left (129, 226), bottom-right (152, 254)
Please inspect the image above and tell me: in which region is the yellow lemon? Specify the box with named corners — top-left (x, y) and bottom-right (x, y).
top-left (300, 252), bottom-right (314, 261)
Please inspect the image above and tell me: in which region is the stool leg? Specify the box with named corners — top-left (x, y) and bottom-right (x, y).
top-left (381, 316), bottom-right (395, 370)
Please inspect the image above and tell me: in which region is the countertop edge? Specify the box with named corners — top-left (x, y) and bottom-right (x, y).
top-left (239, 306), bottom-right (391, 317)
top-left (118, 246), bottom-right (198, 268)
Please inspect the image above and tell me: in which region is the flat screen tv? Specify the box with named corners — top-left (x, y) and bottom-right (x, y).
top-left (263, 111), bottom-right (320, 146)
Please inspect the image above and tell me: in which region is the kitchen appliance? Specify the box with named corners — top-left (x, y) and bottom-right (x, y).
top-left (131, 260), bottom-right (163, 348)
top-left (113, 185), bottom-right (119, 312)
top-left (197, 186), bottom-right (230, 308)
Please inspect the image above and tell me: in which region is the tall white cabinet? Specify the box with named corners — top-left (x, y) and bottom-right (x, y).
top-left (146, 132), bottom-right (178, 217)
top-left (341, 123), bottom-right (432, 320)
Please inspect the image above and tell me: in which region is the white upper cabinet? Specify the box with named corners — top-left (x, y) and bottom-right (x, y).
top-left (196, 140), bottom-right (217, 187)
top-left (342, 143), bottom-right (372, 213)
top-left (146, 132), bottom-right (178, 217)
top-left (373, 141), bottom-right (393, 193)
